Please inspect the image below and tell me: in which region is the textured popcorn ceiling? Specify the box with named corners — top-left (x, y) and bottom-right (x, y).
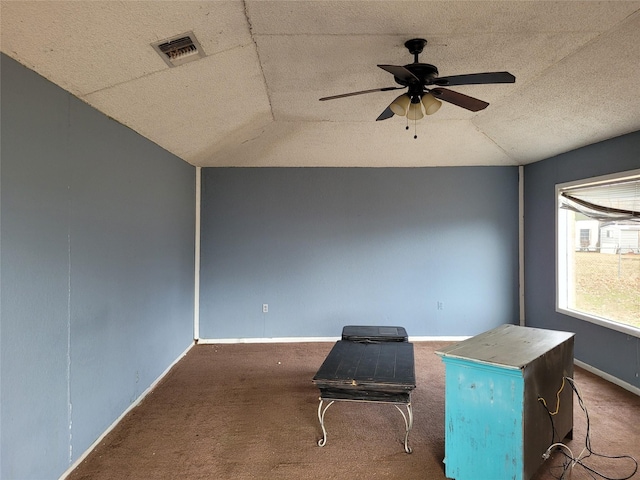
top-left (2, 1), bottom-right (640, 167)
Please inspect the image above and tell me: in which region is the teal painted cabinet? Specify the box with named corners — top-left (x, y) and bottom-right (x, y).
top-left (436, 325), bottom-right (574, 480)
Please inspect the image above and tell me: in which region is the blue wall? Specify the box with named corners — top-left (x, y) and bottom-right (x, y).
top-left (199, 167), bottom-right (520, 339)
top-left (0, 54), bottom-right (196, 479)
top-left (524, 131), bottom-right (640, 389)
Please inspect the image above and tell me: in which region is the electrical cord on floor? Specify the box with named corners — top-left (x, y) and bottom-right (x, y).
top-left (539, 376), bottom-right (566, 415)
top-left (538, 377), bottom-right (638, 480)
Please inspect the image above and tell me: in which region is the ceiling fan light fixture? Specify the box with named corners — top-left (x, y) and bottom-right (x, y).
top-left (422, 93), bottom-right (442, 115)
top-left (407, 101), bottom-right (424, 120)
top-left (389, 94), bottom-right (411, 116)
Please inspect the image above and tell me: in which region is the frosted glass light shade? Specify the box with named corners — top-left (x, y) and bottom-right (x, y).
top-left (407, 101), bottom-right (424, 120)
top-left (422, 93), bottom-right (442, 115)
top-left (390, 94), bottom-right (411, 116)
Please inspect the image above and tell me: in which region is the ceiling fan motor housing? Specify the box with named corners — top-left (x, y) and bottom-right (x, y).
top-left (394, 39), bottom-right (439, 88)
top-left (396, 63), bottom-right (439, 87)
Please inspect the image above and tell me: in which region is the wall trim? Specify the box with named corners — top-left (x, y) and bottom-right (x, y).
top-left (59, 341), bottom-right (195, 480)
top-left (518, 165), bottom-right (525, 326)
top-left (574, 359), bottom-right (640, 397)
top-left (194, 166), bottom-right (201, 340)
top-left (197, 336), bottom-right (341, 344)
top-left (196, 336), bottom-right (470, 344)
top-left (411, 336), bottom-right (471, 342)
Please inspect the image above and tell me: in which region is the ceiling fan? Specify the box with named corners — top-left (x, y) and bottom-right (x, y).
top-left (319, 38), bottom-right (515, 122)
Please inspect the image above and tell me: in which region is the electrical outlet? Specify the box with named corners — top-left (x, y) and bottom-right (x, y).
top-left (262, 304), bottom-right (268, 313)
top-left (437, 301), bottom-right (444, 310)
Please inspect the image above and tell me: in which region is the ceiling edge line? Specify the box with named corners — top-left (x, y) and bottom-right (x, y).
top-left (243, 0), bottom-right (275, 123)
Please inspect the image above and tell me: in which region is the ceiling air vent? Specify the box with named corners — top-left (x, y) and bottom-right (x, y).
top-left (152, 32), bottom-right (205, 68)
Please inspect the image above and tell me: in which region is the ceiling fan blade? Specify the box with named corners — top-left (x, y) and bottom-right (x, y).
top-left (432, 71), bottom-right (515, 86)
top-left (376, 106), bottom-right (395, 121)
top-left (377, 65), bottom-right (419, 83)
top-left (431, 88), bottom-right (489, 112)
top-left (319, 86), bottom-right (403, 101)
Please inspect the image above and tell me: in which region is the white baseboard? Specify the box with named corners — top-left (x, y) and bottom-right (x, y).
top-left (574, 359), bottom-right (640, 397)
top-left (59, 341), bottom-right (195, 480)
top-left (197, 336), bottom-right (340, 344)
top-left (410, 336), bottom-right (471, 342)
top-left (196, 336), bottom-right (470, 344)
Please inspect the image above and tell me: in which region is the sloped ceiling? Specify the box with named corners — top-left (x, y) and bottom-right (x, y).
top-left (2, 1), bottom-right (640, 167)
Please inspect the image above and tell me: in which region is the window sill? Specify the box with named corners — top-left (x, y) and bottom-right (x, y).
top-left (557, 307), bottom-right (640, 339)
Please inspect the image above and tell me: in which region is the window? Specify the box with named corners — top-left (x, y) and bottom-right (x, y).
top-left (579, 229), bottom-right (590, 250)
top-left (556, 169), bottom-right (640, 337)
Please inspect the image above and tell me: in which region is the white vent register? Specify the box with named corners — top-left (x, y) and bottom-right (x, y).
top-left (152, 32), bottom-right (205, 67)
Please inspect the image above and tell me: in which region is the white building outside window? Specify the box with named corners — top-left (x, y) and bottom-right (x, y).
top-left (556, 169), bottom-right (640, 336)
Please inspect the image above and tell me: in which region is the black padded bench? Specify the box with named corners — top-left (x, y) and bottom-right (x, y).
top-left (341, 325), bottom-right (408, 343)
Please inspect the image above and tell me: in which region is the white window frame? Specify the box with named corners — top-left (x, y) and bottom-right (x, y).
top-left (556, 168), bottom-right (640, 338)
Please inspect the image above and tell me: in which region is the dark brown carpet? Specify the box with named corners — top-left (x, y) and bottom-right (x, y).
top-left (67, 342), bottom-right (640, 480)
